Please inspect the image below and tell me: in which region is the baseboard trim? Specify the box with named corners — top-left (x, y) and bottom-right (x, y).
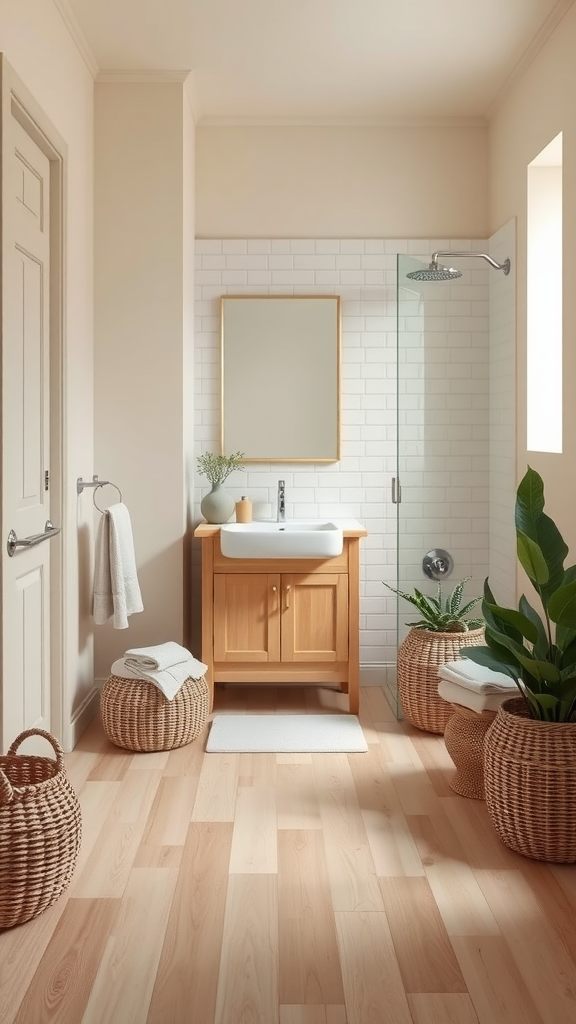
top-left (360, 663), bottom-right (397, 686)
top-left (65, 686), bottom-right (100, 752)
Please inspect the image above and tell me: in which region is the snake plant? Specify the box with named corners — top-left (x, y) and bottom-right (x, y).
top-left (384, 577), bottom-right (484, 633)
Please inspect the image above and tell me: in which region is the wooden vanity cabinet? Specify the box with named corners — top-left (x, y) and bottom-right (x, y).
top-left (194, 525), bottom-right (366, 714)
top-left (213, 571), bottom-right (348, 664)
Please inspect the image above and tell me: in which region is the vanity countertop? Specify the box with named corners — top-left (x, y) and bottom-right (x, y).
top-left (194, 518), bottom-right (368, 538)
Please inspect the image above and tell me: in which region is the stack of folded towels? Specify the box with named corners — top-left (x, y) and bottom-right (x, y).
top-left (437, 658), bottom-right (519, 714)
top-left (111, 641), bottom-right (208, 701)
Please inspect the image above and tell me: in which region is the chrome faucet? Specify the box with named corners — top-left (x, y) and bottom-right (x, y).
top-left (277, 479), bottom-right (286, 522)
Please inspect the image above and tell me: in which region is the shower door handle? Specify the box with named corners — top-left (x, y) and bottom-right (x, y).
top-left (391, 477), bottom-right (402, 504)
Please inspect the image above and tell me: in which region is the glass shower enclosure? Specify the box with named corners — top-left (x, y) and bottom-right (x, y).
top-left (391, 252), bottom-right (494, 717)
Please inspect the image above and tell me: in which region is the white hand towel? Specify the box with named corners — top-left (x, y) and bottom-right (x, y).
top-left (123, 641), bottom-right (192, 673)
top-left (92, 503), bottom-right (143, 629)
top-left (438, 658), bottom-right (518, 694)
top-left (111, 654), bottom-right (208, 700)
top-left (93, 511), bottom-right (114, 625)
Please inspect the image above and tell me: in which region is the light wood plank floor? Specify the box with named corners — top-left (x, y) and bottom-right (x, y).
top-left (2, 683), bottom-right (576, 1024)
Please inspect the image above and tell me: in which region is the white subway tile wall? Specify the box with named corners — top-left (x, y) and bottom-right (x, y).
top-left (194, 236), bottom-right (516, 683)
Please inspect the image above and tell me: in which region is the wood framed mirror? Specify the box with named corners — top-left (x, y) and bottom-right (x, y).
top-left (220, 295), bottom-right (341, 462)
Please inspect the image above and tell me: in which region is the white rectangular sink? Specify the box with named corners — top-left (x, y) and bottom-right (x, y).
top-left (220, 520), bottom-right (344, 559)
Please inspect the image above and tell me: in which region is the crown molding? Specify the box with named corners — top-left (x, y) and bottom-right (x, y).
top-left (96, 70), bottom-right (203, 123)
top-left (487, 0), bottom-right (575, 117)
top-left (196, 115), bottom-right (488, 129)
top-left (96, 70), bottom-right (192, 84)
top-left (52, 0), bottom-right (99, 78)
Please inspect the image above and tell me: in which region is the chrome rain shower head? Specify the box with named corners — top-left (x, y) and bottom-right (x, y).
top-left (406, 259), bottom-right (462, 281)
top-left (406, 251), bottom-right (511, 282)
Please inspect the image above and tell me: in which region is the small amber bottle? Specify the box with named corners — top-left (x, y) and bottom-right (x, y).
top-left (235, 496), bottom-right (253, 523)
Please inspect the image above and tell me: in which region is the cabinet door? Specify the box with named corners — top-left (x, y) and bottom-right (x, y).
top-left (281, 573), bottom-right (348, 662)
top-left (214, 573), bottom-right (281, 662)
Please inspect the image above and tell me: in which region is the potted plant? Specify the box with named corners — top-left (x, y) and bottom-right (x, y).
top-left (197, 450), bottom-right (245, 524)
top-left (384, 577), bottom-right (484, 733)
top-left (463, 466), bottom-right (576, 861)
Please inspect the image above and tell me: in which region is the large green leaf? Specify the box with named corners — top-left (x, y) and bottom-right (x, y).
top-left (514, 468), bottom-right (568, 606)
top-left (563, 565), bottom-right (576, 586)
top-left (518, 657), bottom-right (562, 683)
top-left (535, 511), bottom-right (569, 602)
top-left (482, 590), bottom-right (523, 645)
top-left (515, 466), bottom-right (544, 540)
top-left (556, 625), bottom-right (576, 652)
top-left (484, 623), bottom-right (561, 683)
top-left (558, 634), bottom-right (576, 667)
top-left (516, 531), bottom-right (549, 586)
top-left (482, 598), bottom-right (540, 644)
top-left (461, 644), bottom-right (520, 683)
top-left (548, 580), bottom-right (576, 627)
top-left (518, 595), bottom-right (549, 657)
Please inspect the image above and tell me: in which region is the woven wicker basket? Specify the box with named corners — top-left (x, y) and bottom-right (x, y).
top-left (397, 627), bottom-right (485, 734)
top-left (443, 704), bottom-right (496, 799)
top-left (484, 697), bottom-right (576, 863)
top-left (0, 728), bottom-right (82, 930)
top-left (101, 673), bottom-right (210, 752)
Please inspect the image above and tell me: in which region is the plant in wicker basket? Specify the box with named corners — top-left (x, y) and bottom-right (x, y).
top-left (384, 577), bottom-right (484, 734)
top-left (384, 576), bottom-right (484, 634)
top-left (460, 466), bottom-right (576, 862)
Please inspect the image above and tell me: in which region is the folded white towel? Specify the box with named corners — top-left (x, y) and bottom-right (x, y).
top-left (92, 503), bottom-right (143, 629)
top-left (124, 641), bottom-right (192, 673)
top-left (111, 650), bottom-right (208, 701)
top-left (438, 677), bottom-right (518, 714)
top-left (93, 511), bottom-right (113, 625)
top-left (438, 658), bottom-right (518, 694)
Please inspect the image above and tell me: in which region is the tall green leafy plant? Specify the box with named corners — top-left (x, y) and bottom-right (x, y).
top-left (464, 466), bottom-right (576, 722)
top-left (383, 577), bottom-right (483, 633)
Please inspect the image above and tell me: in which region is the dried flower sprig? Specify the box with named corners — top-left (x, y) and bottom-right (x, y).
top-left (196, 450), bottom-right (245, 485)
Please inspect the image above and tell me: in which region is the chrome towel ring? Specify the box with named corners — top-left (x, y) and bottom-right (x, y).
top-left (77, 475), bottom-right (123, 512)
top-left (93, 481), bottom-right (123, 512)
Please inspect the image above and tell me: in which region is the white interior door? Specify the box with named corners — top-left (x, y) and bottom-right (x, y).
top-left (1, 114), bottom-right (54, 751)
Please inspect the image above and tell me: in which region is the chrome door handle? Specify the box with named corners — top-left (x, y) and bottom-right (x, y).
top-left (7, 520), bottom-right (61, 557)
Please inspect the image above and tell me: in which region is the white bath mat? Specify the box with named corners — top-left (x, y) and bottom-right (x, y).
top-left (206, 714), bottom-right (368, 753)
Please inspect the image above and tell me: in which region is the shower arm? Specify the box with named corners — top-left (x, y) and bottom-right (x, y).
top-left (432, 251), bottom-right (511, 275)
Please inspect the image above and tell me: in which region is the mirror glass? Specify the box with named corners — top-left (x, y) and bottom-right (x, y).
top-left (221, 295), bottom-right (341, 461)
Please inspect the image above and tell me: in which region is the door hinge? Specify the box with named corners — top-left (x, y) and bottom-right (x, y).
top-left (392, 476), bottom-right (402, 504)
top-left (45, 470), bottom-right (50, 491)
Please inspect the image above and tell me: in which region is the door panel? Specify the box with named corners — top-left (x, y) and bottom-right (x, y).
top-left (214, 574), bottom-right (281, 662)
top-left (2, 115), bottom-right (52, 749)
top-left (281, 574), bottom-right (348, 663)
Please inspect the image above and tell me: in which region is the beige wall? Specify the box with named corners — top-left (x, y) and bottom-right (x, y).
top-left (183, 84), bottom-right (197, 642)
top-left (0, 0), bottom-right (95, 749)
top-left (196, 123), bottom-right (489, 238)
top-left (94, 81), bottom-right (195, 681)
top-left (489, 2), bottom-right (576, 556)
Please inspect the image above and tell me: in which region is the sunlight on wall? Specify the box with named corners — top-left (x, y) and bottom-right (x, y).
top-left (527, 134), bottom-right (562, 453)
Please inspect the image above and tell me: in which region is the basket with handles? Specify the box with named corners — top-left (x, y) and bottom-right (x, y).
top-left (0, 728), bottom-right (82, 929)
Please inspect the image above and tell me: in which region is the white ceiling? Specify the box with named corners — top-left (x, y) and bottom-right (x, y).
top-left (64, 0), bottom-right (573, 123)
